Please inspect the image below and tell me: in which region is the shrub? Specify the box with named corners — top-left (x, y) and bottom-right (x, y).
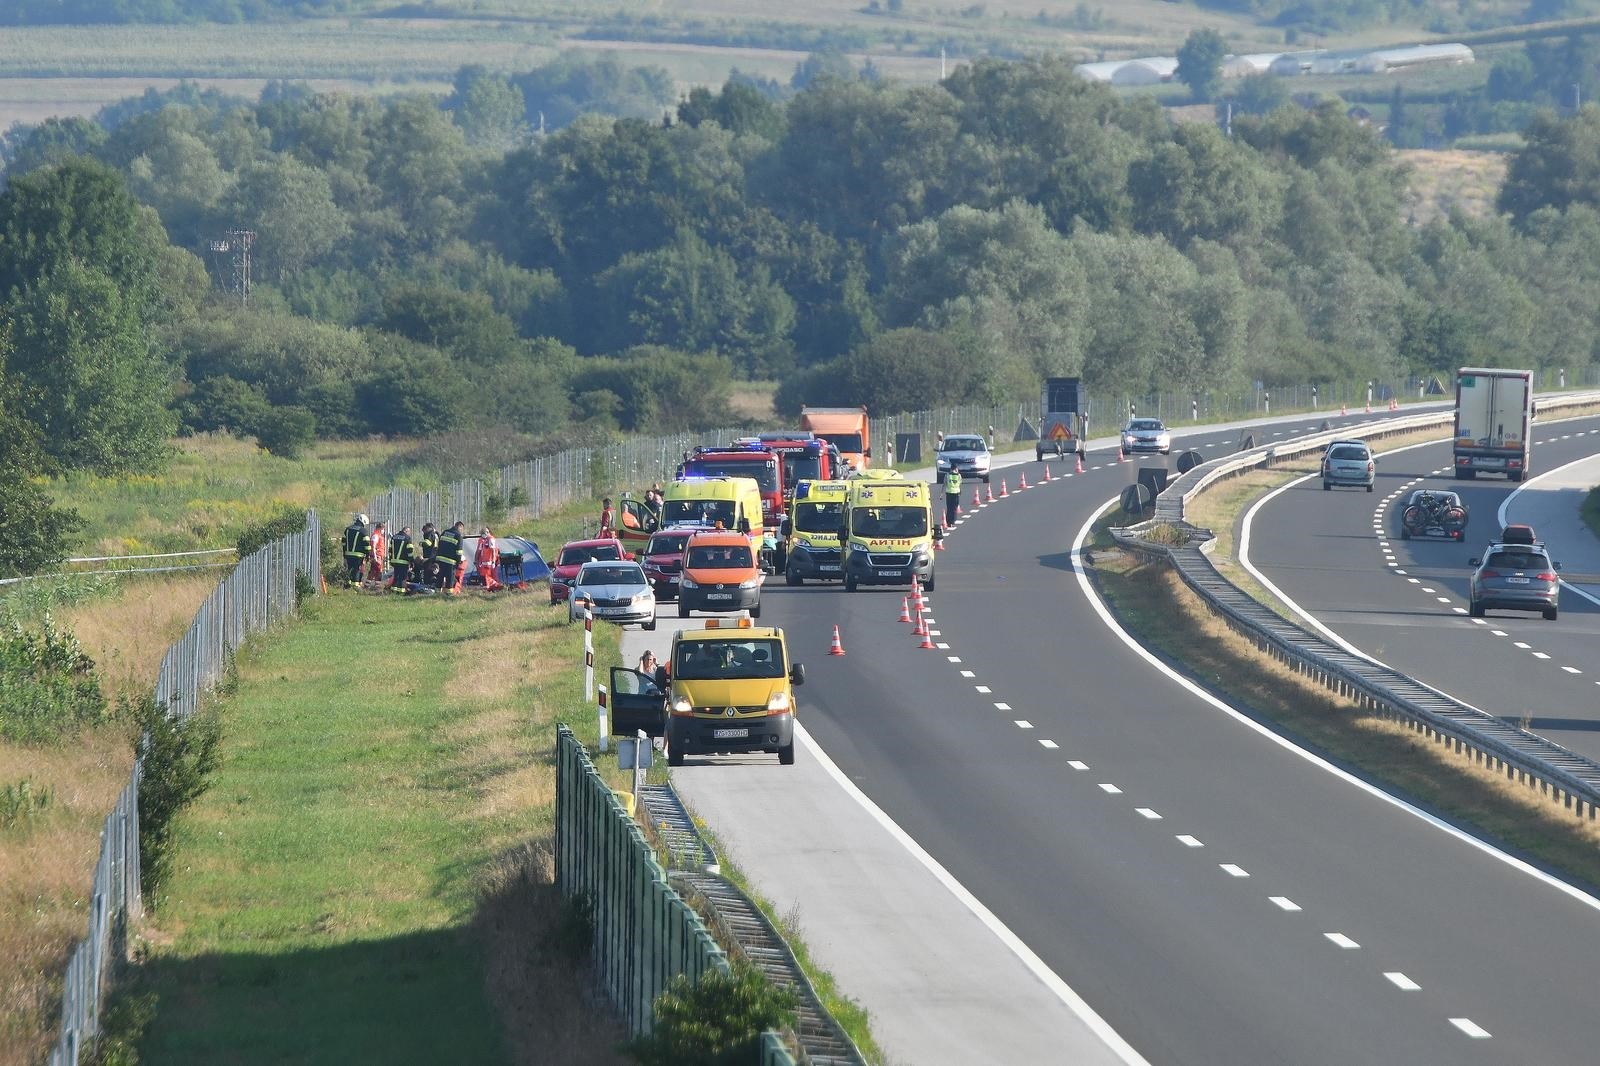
top-left (233, 505), bottom-right (313, 559)
top-left (0, 778), bottom-right (53, 830)
top-left (131, 693), bottom-right (222, 897)
top-left (253, 405), bottom-right (317, 458)
top-left (0, 609), bottom-right (108, 743)
top-left (630, 964), bottom-right (797, 1066)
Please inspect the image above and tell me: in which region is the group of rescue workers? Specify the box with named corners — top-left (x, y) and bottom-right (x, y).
top-left (340, 513), bottom-right (507, 595)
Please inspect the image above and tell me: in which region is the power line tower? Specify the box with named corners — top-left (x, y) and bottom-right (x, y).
top-left (209, 228), bottom-right (256, 307)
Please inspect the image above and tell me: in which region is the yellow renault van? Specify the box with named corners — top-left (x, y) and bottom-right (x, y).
top-left (841, 477), bottom-right (937, 592)
top-left (661, 476), bottom-right (764, 545)
top-left (666, 619), bottom-right (804, 766)
top-left (780, 479), bottom-right (847, 584)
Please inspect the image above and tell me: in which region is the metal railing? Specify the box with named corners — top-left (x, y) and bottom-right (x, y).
top-left (48, 512), bottom-right (322, 1066)
top-left (554, 724), bottom-right (729, 1034)
top-left (1112, 391), bottom-right (1600, 823)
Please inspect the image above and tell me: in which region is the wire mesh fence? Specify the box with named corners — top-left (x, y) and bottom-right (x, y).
top-left (48, 512), bottom-right (322, 1066)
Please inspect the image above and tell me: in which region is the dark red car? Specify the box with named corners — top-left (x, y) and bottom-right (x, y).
top-left (641, 528), bottom-right (697, 601)
top-left (548, 538), bottom-right (631, 605)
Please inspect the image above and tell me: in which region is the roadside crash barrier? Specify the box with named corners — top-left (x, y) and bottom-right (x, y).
top-left (1111, 391), bottom-right (1600, 823)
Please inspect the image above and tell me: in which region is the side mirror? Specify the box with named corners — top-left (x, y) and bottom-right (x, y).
top-left (1469, 558), bottom-right (1481, 567)
top-left (864, 447), bottom-right (872, 458)
top-left (737, 517), bottom-right (751, 534)
top-left (1555, 561), bottom-right (1563, 571)
top-left (789, 663), bottom-right (805, 686)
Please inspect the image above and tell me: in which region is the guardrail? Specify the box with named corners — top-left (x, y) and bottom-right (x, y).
top-left (48, 512), bottom-right (321, 1066)
top-left (1113, 391), bottom-right (1600, 823)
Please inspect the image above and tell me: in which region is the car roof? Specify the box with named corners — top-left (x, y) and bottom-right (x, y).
top-left (674, 624), bottom-right (784, 642)
top-left (1326, 438), bottom-right (1368, 449)
top-left (562, 537), bottom-right (623, 549)
top-left (1407, 488), bottom-right (1460, 501)
top-left (576, 559), bottom-right (642, 572)
top-left (685, 530), bottom-right (751, 546)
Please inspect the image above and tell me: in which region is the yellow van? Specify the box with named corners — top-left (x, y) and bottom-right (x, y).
top-left (847, 468), bottom-right (903, 481)
top-left (779, 479), bottom-right (847, 584)
top-left (660, 476), bottom-right (765, 546)
top-left (841, 478), bottom-right (938, 592)
top-left (667, 618), bottom-right (804, 766)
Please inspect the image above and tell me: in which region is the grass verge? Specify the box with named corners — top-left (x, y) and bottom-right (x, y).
top-left (1582, 486), bottom-right (1600, 543)
top-left (1089, 549), bottom-right (1600, 887)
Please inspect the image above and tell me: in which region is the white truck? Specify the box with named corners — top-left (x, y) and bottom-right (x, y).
top-left (1453, 367), bottom-right (1533, 482)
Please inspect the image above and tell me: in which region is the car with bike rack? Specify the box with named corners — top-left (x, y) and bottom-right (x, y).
top-left (1398, 488), bottom-right (1469, 541)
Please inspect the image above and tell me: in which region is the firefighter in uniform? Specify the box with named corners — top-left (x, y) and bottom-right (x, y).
top-left (342, 513), bottom-right (371, 588)
top-left (434, 521), bottom-right (466, 594)
top-left (418, 523), bottom-right (440, 587)
top-left (388, 525), bottom-right (416, 591)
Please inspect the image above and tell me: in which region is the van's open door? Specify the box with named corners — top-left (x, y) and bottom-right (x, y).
top-left (617, 499), bottom-right (658, 551)
top-left (608, 667), bottom-right (667, 737)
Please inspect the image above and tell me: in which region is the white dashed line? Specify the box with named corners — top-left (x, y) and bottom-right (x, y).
top-left (947, 655), bottom-right (962, 663)
top-left (1421, 587), bottom-right (1436, 593)
top-left (1513, 642), bottom-right (1530, 649)
top-left (960, 670), bottom-right (975, 678)
top-left (1384, 972), bottom-right (1420, 991)
top-left (1098, 783), bottom-right (1122, 794)
top-left (936, 642), bottom-right (951, 649)
top-left (995, 702), bottom-right (1012, 711)
top-left (1220, 864), bottom-right (1250, 878)
top-left (1491, 630), bottom-right (1507, 637)
top-left (1269, 896), bottom-right (1302, 912)
top-left (1039, 739), bottom-right (1058, 749)
top-left (1408, 578), bottom-right (1421, 584)
top-left (1014, 720), bottom-right (1032, 729)
top-left (1533, 652), bottom-right (1551, 660)
top-left (1451, 607), bottom-right (1467, 614)
top-left (1450, 1018), bottom-right (1492, 1039)
top-left (1324, 933), bottom-right (1360, 949)
top-left (1068, 760), bottom-right (1090, 771)
top-left (1176, 835), bottom-right (1203, 848)
top-left (1436, 597), bottom-right (1451, 603)
top-left (975, 685), bottom-right (991, 693)
top-left (1135, 808), bottom-right (1162, 820)
top-left (1563, 667), bottom-right (1582, 674)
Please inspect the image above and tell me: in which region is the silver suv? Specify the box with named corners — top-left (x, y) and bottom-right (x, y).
top-left (1322, 440), bottom-right (1375, 492)
top-left (936, 434), bottom-right (992, 483)
top-left (1469, 528), bottom-right (1560, 621)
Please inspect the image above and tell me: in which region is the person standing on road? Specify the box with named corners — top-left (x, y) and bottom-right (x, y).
top-left (342, 513), bottom-right (371, 588)
top-left (943, 467), bottom-right (962, 528)
top-left (435, 521), bottom-right (465, 594)
top-left (388, 525), bottom-right (416, 592)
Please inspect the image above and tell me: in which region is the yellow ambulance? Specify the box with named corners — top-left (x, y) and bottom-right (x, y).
top-left (841, 477), bottom-right (938, 592)
top-left (779, 479), bottom-right (847, 584)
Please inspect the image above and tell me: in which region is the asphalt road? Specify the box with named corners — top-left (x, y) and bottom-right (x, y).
top-left (1243, 414), bottom-right (1600, 761)
top-left (620, 406), bottom-right (1600, 1065)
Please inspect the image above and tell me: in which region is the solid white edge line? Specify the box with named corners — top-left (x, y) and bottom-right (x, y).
top-left (1497, 454), bottom-right (1600, 609)
top-left (794, 722), bottom-right (1152, 1065)
top-left (1075, 495), bottom-right (1600, 916)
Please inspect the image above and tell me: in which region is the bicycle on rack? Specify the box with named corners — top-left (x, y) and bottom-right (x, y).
top-left (1399, 489), bottom-right (1469, 541)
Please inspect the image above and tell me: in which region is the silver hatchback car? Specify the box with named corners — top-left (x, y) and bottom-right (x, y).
top-left (1322, 440), bottom-right (1375, 492)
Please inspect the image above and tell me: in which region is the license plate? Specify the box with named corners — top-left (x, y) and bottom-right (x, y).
top-left (705, 592), bottom-right (733, 600)
top-left (1478, 458), bottom-right (1504, 467)
top-left (712, 727), bottom-right (748, 738)
top-left (1506, 577), bottom-right (1530, 584)
top-left (819, 565), bottom-right (840, 573)
top-left (878, 570), bottom-right (904, 578)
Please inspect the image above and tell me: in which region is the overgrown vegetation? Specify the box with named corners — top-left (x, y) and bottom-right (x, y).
top-left (630, 965), bottom-right (797, 1066)
top-left (0, 608), bottom-right (109, 743)
top-left (131, 694), bottom-right (222, 896)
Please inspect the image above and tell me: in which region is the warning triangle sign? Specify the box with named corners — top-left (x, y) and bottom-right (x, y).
top-left (1049, 421), bottom-right (1071, 441)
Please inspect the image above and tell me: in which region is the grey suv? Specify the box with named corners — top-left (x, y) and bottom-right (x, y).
top-left (1469, 541), bottom-right (1560, 620)
top-left (1322, 440), bottom-right (1375, 492)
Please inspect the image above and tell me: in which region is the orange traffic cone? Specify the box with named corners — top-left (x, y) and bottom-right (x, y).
top-left (999, 479), bottom-right (1009, 498)
top-left (985, 482), bottom-right (995, 503)
top-left (934, 531), bottom-right (945, 551)
top-left (912, 577), bottom-right (925, 612)
top-left (955, 502), bottom-right (962, 516)
top-left (1340, 403), bottom-right (1347, 416)
top-left (829, 625), bottom-right (846, 656)
top-left (1364, 400), bottom-right (1371, 414)
top-left (918, 625), bottom-right (937, 650)
top-left (898, 597), bottom-right (912, 623)
top-left (1075, 452), bottom-right (1085, 474)
top-left (912, 609), bottom-right (927, 636)
top-left (973, 487), bottom-right (982, 509)
top-left (1041, 463), bottom-right (1051, 482)
top-left (1018, 471), bottom-right (1028, 490)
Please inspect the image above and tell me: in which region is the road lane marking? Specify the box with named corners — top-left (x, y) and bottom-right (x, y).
top-left (960, 670), bottom-right (975, 677)
top-left (1492, 630), bottom-right (1507, 636)
top-left (1039, 739), bottom-right (1058, 749)
top-left (936, 642), bottom-right (951, 649)
top-left (1533, 652), bottom-right (1550, 659)
top-left (1098, 783), bottom-right (1122, 794)
top-left (1220, 864), bottom-right (1250, 878)
top-left (975, 685), bottom-right (991, 693)
top-left (1449, 1018), bottom-right (1491, 1039)
top-left (1135, 808), bottom-right (1162, 820)
top-left (1015, 720), bottom-right (1032, 729)
top-left (1324, 933), bottom-right (1360, 949)
top-left (1436, 597), bottom-right (1451, 603)
top-left (1513, 642), bottom-right (1530, 649)
top-left (1563, 667), bottom-right (1581, 674)
top-left (1384, 972), bottom-right (1420, 991)
top-left (996, 702), bottom-right (1013, 710)
top-left (1177, 835), bottom-right (1203, 847)
top-left (1269, 896), bottom-right (1302, 912)
top-left (947, 655), bottom-right (962, 662)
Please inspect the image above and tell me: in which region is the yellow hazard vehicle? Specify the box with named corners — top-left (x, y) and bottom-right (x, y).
top-left (666, 618), bottom-right (805, 766)
top-left (846, 468), bottom-right (903, 481)
top-left (661, 477), bottom-right (764, 540)
top-left (841, 478), bottom-right (938, 592)
top-left (779, 479), bottom-right (847, 584)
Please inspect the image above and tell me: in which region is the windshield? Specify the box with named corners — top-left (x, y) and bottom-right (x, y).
top-left (673, 638), bottom-right (785, 680)
top-left (852, 506), bottom-right (928, 538)
top-left (559, 544), bottom-right (620, 567)
top-left (944, 437), bottom-right (985, 452)
top-left (1485, 551), bottom-right (1546, 571)
top-left (646, 533), bottom-right (693, 555)
top-left (783, 454), bottom-right (822, 485)
top-left (1329, 445), bottom-right (1367, 461)
top-left (683, 458), bottom-right (778, 494)
top-left (686, 544), bottom-right (753, 569)
top-left (663, 499), bottom-right (736, 528)
top-left (795, 502), bottom-right (843, 534)
top-left (819, 433), bottom-right (863, 452)
top-left (578, 565), bottom-right (643, 586)
top-left (1128, 420), bottom-right (1164, 432)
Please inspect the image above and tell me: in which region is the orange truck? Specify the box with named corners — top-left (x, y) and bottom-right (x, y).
top-left (799, 406), bottom-right (870, 473)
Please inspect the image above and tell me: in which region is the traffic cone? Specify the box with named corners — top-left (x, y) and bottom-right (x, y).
top-left (1389, 397), bottom-right (1398, 411)
top-left (918, 625), bottom-right (937, 650)
top-left (1364, 400), bottom-right (1371, 414)
top-left (829, 625), bottom-right (846, 656)
top-left (985, 482), bottom-right (996, 503)
top-left (934, 527), bottom-right (946, 551)
top-left (999, 479), bottom-right (1009, 498)
top-left (1075, 452), bottom-right (1085, 474)
top-left (1340, 403), bottom-right (1347, 416)
top-left (1118, 449), bottom-right (1128, 464)
top-left (898, 597), bottom-right (911, 623)
top-left (1018, 471), bottom-right (1029, 490)
top-left (1041, 463), bottom-right (1051, 482)
top-left (912, 609), bottom-right (927, 636)
top-left (973, 487), bottom-right (982, 509)
top-left (955, 502), bottom-right (962, 516)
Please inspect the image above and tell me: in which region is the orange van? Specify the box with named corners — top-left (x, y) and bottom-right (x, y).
top-left (678, 529), bottom-right (763, 619)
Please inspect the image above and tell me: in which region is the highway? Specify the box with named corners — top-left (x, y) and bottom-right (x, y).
top-left (621, 408), bottom-right (1600, 1065)
top-left (1243, 414), bottom-right (1600, 761)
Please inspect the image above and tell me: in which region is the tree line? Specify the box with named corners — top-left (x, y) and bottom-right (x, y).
top-left (9, 53), bottom-right (1600, 570)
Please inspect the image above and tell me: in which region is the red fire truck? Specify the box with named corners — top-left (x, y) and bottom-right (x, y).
top-left (678, 445), bottom-right (785, 528)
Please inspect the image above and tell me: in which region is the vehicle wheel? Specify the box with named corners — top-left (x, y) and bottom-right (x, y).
top-left (1399, 526), bottom-right (1410, 540)
top-left (1366, 484), bottom-right (1373, 493)
top-left (678, 601), bottom-right (690, 619)
top-left (845, 574), bottom-right (858, 592)
top-left (924, 570), bottom-right (935, 592)
top-left (1544, 606), bottom-right (1558, 621)
top-left (1469, 600), bottom-right (1484, 618)
top-left (981, 473), bottom-right (991, 483)
top-left (668, 731), bottom-right (685, 767)
top-left (778, 741), bottom-right (795, 766)
top-left (1510, 471), bottom-right (1525, 483)
top-left (1035, 447), bottom-right (1044, 462)
top-left (774, 548), bottom-right (787, 572)
top-left (750, 601), bottom-right (761, 620)
top-left (786, 568), bottom-right (802, 587)
top-left (644, 617), bottom-right (656, 632)
top-left (1322, 481), bottom-right (1331, 491)
top-left (1456, 468), bottom-right (1476, 481)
